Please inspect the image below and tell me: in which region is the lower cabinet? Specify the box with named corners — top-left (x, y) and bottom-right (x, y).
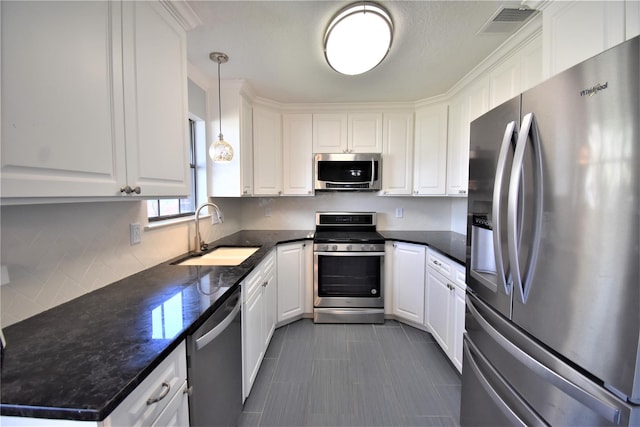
top-left (107, 341), bottom-right (189, 426)
top-left (391, 242), bottom-right (426, 325)
top-left (242, 250), bottom-right (277, 401)
top-left (277, 241), bottom-right (308, 324)
top-left (425, 248), bottom-right (466, 372)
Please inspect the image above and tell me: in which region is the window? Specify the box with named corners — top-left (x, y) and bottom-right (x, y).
top-left (147, 119), bottom-right (198, 221)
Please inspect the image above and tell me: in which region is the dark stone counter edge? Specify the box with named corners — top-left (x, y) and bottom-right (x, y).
top-left (0, 229), bottom-right (465, 422)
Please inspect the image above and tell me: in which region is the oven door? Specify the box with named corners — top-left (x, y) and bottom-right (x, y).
top-left (314, 251), bottom-right (384, 308)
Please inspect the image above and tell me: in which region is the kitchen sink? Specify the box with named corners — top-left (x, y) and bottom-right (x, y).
top-left (174, 246), bottom-right (260, 266)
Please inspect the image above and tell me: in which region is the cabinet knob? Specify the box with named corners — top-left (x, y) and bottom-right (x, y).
top-left (120, 185), bottom-right (141, 195)
top-left (459, 189), bottom-right (467, 194)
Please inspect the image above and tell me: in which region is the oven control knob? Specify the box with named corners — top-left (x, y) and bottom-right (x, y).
top-left (346, 245), bottom-right (352, 251)
top-left (371, 289), bottom-right (377, 295)
top-left (331, 245), bottom-right (338, 251)
top-left (369, 245), bottom-right (376, 251)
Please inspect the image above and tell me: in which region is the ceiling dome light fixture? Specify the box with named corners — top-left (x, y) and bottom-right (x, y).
top-left (209, 51), bottom-right (234, 163)
top-left (323, 1), bottom-right (393, 75)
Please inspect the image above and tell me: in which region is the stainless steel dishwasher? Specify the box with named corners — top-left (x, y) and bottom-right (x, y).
top-left (186, 288), bottom-right (242, 427)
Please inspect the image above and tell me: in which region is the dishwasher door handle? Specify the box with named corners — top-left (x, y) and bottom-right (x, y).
top-left (195, 297), bottom-right (241, 351)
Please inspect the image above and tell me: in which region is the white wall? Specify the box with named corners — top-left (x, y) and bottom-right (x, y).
top-left (238, 193), bottom-right (457, 231)
top-left (0, 199), bottom-right (243, 326)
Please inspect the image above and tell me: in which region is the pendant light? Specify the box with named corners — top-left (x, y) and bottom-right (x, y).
top-left (324, 2), bottom-right (393, 75)
top-left (209, 52), bottom-right (234, 163)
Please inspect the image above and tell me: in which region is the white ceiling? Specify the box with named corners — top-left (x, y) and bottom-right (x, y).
top-left (186, 1), bottom-right (527, 104)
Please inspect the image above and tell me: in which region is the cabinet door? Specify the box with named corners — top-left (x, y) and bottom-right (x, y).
top-left (240, 95), bottom-right (254, 196)
top-left (392, 243), bottom-right (426, 324)
top-left (381, 112), bottom-right (414, 195)
top-left (349, 113), bottom-right (383, 153)
top-left (277, 242), bottom-right (306, 323)
top-left (313, 113), bottom-right (348, 153)
top-left (425, 268), bottom-right (452, 354)
top-left (1, 1), bottom-right (126, 198)
top-left (263, 262), bottom-right (277, 348)
top-left (243, 285), bottom-right (265, 398)
top-left (122, 1), bottom-right (189, 197)
top-left (253, 105), bottom-right (282, 195)
top-left (542, 1), bottom-right (626, 78)
top-left (413, 104), bottom-right (448, 195)
top-left (282, 114), bottom-right (313, 196)
top-left (451, 284), bottom-right (466, 373)
top-left (446, 96), bottom-right (469, 196)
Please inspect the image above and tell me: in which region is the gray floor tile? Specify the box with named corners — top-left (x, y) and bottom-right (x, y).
top-left (401, 323), bottom-right (435, 343)
top-left (246, 320), bottom-right (461, 427)
top-left (259, 382), bottom-right (310, 427)
top-left (243, 358), bottom-right (277, 412)
top-left (376, 325), bottom-right (415, 362)
top-left (307, 381), bottom-right (356, 415)
top-left (348, 340), bottom-right (390, 384)
top-left (311, 359), bottom-right (352, 384)
top-left (237, 411), bottom-right (261, 427)
top-left (345, 324), bottom-right (376, 341)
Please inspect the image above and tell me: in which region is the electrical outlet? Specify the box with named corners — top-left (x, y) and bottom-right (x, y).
top-left (265, 206), bottom-right (272, 217)
top-left (1, 265), bottom-right (10, 286)
top-left (211, 211), bottom-right (222, 224)
top-left (395, 207), bottom-right (404, 218)
top-left (130, 223), bottom-right (141, 245)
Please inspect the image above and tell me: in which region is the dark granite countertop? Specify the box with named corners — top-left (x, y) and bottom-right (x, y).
top-left (379, 230), bottom-right (467, 265)
top-left (0, 230), bottom-right (312, 422)
top-left (0, 229), bottom-right (465, 422)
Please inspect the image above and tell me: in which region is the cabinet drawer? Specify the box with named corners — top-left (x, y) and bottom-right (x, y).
top-left (107, 341), bottom-right (186, 426)
top-left (427, 249), bottom-right (452, 278)
top-left (243, 266), bottom-right (264, 301)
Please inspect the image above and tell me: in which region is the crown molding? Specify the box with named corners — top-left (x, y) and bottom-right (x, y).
top-left (160, 0), bottom-right (202, 31)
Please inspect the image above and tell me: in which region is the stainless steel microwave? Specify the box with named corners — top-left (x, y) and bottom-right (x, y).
top-left (314, 153), bottom-right (381, 191)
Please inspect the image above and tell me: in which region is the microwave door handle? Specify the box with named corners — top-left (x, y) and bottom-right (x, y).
top-left (370, 157), bottom-right (375, 188)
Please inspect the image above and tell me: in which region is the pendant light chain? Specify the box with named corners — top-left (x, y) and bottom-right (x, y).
top-left (217, 59), bottom-right (223, 140)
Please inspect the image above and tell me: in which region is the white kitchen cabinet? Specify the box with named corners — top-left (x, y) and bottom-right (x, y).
top-left (1, 1), bottom-right (189, 200)
top-left (253, 105), bottom-right (282, 196)
top-left (313, 112), bottom-right (383, 153)
top-left (425, 248), bottom-right (466, 373)
top-left (209, 83), bottom-right (254, 197)
top-left (282, 114), bottom-right (313, 195)
top-left (413, 104), bottom-right (448, 196)
top-left (446, 96), bottom-right (469, 196)
top-left (242, 250), bottom-right (277, 399)
top-left (391, 242), bottom-right (426, 325)
top-left (628, 0), bottom-right (640, 39)
top-left (107, 341), bottom-right (189, 426)
top-left (277, 242), bottom-right (308, 324)
top-left (381, 112), bottom-right (414, 195)
top-left (542, 1), bottom-right (626, 79)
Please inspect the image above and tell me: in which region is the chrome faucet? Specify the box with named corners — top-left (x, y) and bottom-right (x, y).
top-left (194, 202), bottom-right (223, 254)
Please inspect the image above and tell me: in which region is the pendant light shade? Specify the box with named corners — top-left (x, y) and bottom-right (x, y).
top-left (209, 52), bottom-right (234, 163)
top-left (324, 2), bottom-right (393, 75)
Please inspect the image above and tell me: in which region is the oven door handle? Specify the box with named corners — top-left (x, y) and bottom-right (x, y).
top-left (315, 252), bottom-right (385, 256)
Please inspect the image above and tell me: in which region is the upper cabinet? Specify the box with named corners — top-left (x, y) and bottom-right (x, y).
top-left (282, 113), bottom-right (313, 196)
top-left (313, 113), bottom-right (383, 153)
top-left (413, 104), bottom-right (448, 196)
top-left (381, 112), bottom-right (414, 196)
top-left (209, 82), bottom-right (254, 197)
top-left (542, 1), bottom-right (630, 78)
top-left (1, 1), bottom-right (189, 200)
top-left (252, 104), bottom-right (283, 196)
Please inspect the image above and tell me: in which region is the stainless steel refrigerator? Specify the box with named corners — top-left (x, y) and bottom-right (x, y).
top-left (461, 36), bottom-right (639, 426)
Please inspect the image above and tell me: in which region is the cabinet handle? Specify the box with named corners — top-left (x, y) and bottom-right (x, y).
top-left (120, 185), bottom-right (141, 195)
top-left (147, 381), bottom-right (171, 405)
top-left (184, 385), bottom-right (193, 396)
top-left (262, 281), bottom-right (268, 287)
top-left (459, 189), bottom-right (467, 194)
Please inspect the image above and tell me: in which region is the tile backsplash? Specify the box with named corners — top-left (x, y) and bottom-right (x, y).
top-left (0, 195), bottom-right (466, 327)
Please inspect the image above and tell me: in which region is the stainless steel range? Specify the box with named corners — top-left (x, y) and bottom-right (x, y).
top-left (313, 212), bottom-right (385, 323)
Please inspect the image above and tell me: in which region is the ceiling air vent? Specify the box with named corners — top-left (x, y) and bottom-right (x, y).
top-left (478, 6), bottom-right (538, 34)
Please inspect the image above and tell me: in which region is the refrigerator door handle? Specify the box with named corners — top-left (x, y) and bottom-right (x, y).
top-left (467, 296), bottom-right (624, 425)
top-left (507, 112), bottom-right (544, 303)
top-left (491, 120), bottom-right (517, 294)
top-left (463, 337), bottom-right (546, 426)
